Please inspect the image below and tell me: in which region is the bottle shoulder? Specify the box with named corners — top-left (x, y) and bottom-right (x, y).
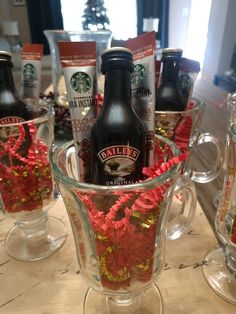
top-left (95, 101), bottom-right (143, 125)
top-left (156, 83), bottom-right (185, 111)
top-left (0, 91), bottom-right (30, 119)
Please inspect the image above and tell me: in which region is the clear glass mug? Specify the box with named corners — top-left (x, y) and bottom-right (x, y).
top-left (202, 123), bottom-right (236, 305)
top-left (0, 105), bottom-right (67, 261)
top-left (50, 135), bottom-right (183, 314)
top-left (155, 98), bottom-right (222, 239)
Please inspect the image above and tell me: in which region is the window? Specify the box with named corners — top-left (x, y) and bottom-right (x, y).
top-left (184, 0), bottom-right (212, 69)
top-left (104, 0), bottom-right (137, 40)
top-left (60, 0), bottom-right (137, 40)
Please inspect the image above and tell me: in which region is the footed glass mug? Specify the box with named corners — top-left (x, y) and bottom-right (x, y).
top-left (202, 94), bottom-right (236, 305)
top-left (50, 135), bottom-right (183, 314)
top-left (0, 105), bottom-right (67, 261)
top-left (155, 98), bottom-right (222, 239)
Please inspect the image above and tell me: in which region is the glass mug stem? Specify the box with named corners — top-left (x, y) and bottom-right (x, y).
top-left (16, 209), bottom-right (48, 240)
top-left (106, 295), bottom-right (140, 314)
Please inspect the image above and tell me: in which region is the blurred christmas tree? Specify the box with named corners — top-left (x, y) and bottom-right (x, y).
top-left (82, 0), bottom-right (110, 31)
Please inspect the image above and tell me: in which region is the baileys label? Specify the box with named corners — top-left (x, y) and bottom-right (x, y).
top-left (0, 116), bottom-right (24, 125)
top-left (98, 145), bottom-right (140, 178)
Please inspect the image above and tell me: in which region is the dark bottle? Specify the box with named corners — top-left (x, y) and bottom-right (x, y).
top-left (91, 47), bottom-right (146, 185)
top-left (0, 50), bottom-right (30, 124)
top-left (0, 51), bottom-right (31, 163)
top-left (156, 48), bottom-right (185, 111)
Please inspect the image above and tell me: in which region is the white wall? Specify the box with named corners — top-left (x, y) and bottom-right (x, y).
top-left (0, 0), bottom-right (31, 44)
top-left (202, 0), bottom-right (229, 81)
top-left (169, 0), bottom-right (236, 83)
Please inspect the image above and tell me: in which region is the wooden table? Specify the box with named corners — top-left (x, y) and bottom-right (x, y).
top-left (0, 198), bottom-right (236, 314)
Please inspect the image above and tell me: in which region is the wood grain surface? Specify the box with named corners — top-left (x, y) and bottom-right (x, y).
top-left (0, 198), bottom-right (236, 314)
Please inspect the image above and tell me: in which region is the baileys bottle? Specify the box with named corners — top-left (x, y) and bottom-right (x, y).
top-left (0, 51), bottom-right (30, 124)
top-left (91, 47), bottom-right (146, 185)
top-left (0, 51), bottom-right (31, 163)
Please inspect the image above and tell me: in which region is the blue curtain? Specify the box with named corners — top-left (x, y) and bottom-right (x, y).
top-left (136, 0), bottom-right (169, 48)
top-left (26, 0), bottom-right (63, 54)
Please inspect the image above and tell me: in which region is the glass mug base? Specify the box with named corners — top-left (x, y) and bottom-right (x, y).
top-left (202, 246), bottom-right (236, 305)
top-left (6, 216), bottom-right (67, 262)
top-left (84, 284), bottom-right (163, 314)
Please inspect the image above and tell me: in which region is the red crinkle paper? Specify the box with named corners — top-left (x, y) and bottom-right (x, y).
top-left (0, 123), bottom-right (53, 213)
top-left (74, 150), bottom-right (188, 291)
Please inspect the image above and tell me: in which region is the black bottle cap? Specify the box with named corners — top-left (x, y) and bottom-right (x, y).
top-left (161, 48), bottom-right (183, 60)
top-left (101, 47), bottom-right (134, 74)
top-left (0, 50), bottom-right (13, 66)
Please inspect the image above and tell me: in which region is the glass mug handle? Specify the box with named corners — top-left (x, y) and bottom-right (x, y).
top-left (167, 175), bottom-right (197, 240)
top-left (186, 132), bottom-right (222, 183)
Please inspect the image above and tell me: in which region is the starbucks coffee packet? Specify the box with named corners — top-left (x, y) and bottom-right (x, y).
top-left (179, 57), bottom-right (200, 107)
top-left (126, 31), bottom-right (156, 167)
top-left (21, 43), bottom-right (43, 104)
top-left (59, 42), bottom-right (97, 183)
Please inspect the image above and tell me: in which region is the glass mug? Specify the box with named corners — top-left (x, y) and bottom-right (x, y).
top-left (0, 105), bottom-right (67, 261)
top-left (50, 135), bottom-right (184, 314)
top-left (203, 123), bottom-right (236, 305)
top-left (155, 98), bottom-right (222, 239)
top-left (202, 93), bottom-right (236, 304)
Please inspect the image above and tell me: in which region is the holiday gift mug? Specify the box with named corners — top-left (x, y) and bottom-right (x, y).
top-left (202, 122), bottom-right (236, 305)
top-left (50, 135), bottom-right (186, 314)
top-left (0, 105), bottom-right (67, 261)
top-left (155, 98), bottom-right (222, 239)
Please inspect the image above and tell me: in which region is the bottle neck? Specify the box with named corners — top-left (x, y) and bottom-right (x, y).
top-left (103, 68), bottom-right (132, 104)
top-left (161, 58), bottom-right (181, 84)
top-left (0, 63), bottom-right (16, 92)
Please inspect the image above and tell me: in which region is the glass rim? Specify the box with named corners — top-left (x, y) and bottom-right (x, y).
top-left (0, 104), bottom-right (54, 128)
top-left (155, 98), bottom-right (205, 114)
top-left (50, 134), bottom-right (181, 192)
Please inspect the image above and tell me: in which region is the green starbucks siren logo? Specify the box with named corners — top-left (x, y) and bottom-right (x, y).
top-left (23, 63), bottom-right (36, 81)
top-left (70, 71), bottom-right (91, 93)
top-left (132, 64), bottom-right (145, 86)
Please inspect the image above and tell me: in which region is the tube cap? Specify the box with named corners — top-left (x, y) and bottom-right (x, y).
top-left (0, 50), bottom-right (12, 65)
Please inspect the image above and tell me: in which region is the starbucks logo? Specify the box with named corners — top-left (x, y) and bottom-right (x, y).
top-left (179, 73), bottom-right (191, 93)
top-left (23, 63), bottom-right (36, 80)
top-left (132, 64), bottom-right (145, 86)
top-left (70, 71), bottom-right (91, 93)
